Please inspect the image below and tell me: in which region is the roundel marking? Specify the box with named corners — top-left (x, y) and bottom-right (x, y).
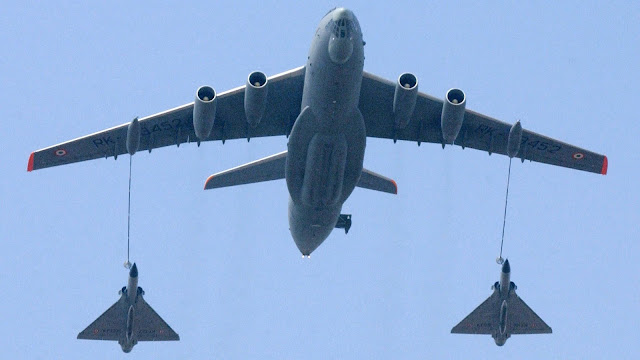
top-left (572, 153), bottom-right (584, 160)
top-left (55, 149), bottom-right (67, 157)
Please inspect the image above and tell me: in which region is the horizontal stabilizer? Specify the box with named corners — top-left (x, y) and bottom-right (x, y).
top-left (356, 168), bottom-right (397, 194)
top-left (204, 151), bottom-right (287, 190)
top-left (204, 152), bottom-right (397, 194)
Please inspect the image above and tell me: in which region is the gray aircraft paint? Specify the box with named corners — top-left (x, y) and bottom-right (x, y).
top-left (77, 263), bottom-right (179, 353)
top-left (28, 8), bottom-right (607, 257)
top-left (285, 8), bottom-right (366, 255)
top-left (451, 259), bottom-right (552, 346)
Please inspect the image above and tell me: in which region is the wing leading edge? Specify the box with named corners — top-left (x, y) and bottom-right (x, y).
top-left (28, 67), bottom-right (306, 172)
top-left (134, 295), bottom-right (180, 341)
top-left (360, 71), bottom-right (607, 175)
top-left (507, 293), bottom-right (552, 335)
top-left (451, 290), bottom-right (499, 335)
top-left (451, 289), bottom-right (552, 336)
top-left (77, 294), bottom-right (179, 342)
top-left (77, 296), bottom-right (127, 341)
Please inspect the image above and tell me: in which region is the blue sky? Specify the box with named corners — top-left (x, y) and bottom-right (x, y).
top-left (2, 1), bottom-right (638, 358)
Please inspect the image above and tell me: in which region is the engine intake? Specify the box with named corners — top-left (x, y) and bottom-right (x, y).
top-left (244, 71), bottom-right (268, 127)
top-left (393, 73), bottom-right (418, 130)
top-left (193, 86), bottom-right (217, 140)
top-left (440, 88), bottom-right (466, 144)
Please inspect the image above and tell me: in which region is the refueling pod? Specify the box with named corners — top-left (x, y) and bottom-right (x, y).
top-left (393, 73), bottom-right (418, 130)
top-left (507, 121), bottom-right (523, 158)
top-left (193, 86), bottom-right (217, 140)
top-left (244, 71), bottom-right (268, 127)
top-left (441, 88), bottom-right (466, 144)
top-left (126, 117), bottom-right (140, 155)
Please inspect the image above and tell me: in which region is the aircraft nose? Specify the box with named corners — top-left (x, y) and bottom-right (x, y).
top-left (332, 8), bottom-right (354, 22)
top-left (130, 263), bottom-right (138, 278)
top-left (502, 259), bottom-right (510, 274)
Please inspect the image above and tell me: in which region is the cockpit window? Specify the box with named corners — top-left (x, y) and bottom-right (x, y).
top-left (331, 19), bottom-right (357, 39)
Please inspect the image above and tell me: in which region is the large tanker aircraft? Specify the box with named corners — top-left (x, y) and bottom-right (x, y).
top-left (28, 8), bottom-right (607, 256)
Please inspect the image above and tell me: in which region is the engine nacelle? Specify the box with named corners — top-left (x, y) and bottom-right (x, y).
top-left (393, 73), bottom-right (418, 129)
top-left (193, 85), bottom-right (217, 140)
top-left (440, 88), bottom-right (466, 144)
top-left (244, 71), bottom-right (268, 127)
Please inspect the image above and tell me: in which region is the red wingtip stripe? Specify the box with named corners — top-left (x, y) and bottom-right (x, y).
top-left (27, 152), bottom-right (35, 172)
top-left (601, 156), bottom-right (608, 175)
top-left (391, 179), bottom-right (398, 195)
top-left (204, 175), bottom-right (214, 190)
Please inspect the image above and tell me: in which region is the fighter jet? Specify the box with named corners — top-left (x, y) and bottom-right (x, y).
top-left (77, 263), bottom-right (179, 353)
top-left (451, 259), bottom-right (552, 346)
top-left (28, 8), bottom-right (607, 256)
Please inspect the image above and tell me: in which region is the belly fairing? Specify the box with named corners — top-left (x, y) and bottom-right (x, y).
top-left (301, 133), bottom-right (347, 207)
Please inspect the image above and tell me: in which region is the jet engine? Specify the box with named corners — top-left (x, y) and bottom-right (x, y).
top-left (393, 73), bottom-right (418, 129)
top-left (440, 88), bottom-right (466, 144)
top-left (244, 71), bottom-right (268, 127)
top-left (193, 85), bottom-right (217, 140)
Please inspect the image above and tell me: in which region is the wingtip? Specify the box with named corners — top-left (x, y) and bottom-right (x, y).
top-left (601, 156), bottom-right (608, 175)
top-left (27, 152), bottom-right (34, 172)
top-left (203, 175), bottom-right (214, 190)
top-left (391, 179), bottom-right (398, 195)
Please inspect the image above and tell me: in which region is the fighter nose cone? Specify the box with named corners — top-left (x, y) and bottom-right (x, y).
top-left (502, 259), bottom-right (510, 274)
top-left (130, 263), bottom-right (138, 278)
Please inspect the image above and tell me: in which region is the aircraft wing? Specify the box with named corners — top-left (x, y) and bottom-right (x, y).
top-left (77, 296), bottom-right (127, 341)
top-left (360, 71), bottom-right (608, 175)
top-left (28, 67), bottom-right (305, 171)
top-left (451, 290), bottom-right (500, 334)
top-left (507, 293), bottom-right (552, 335)
top-left (134, 296), bottom-right (180, 341)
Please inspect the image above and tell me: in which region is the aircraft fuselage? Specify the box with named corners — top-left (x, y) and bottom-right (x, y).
top-left (285, 8), bottom-right (366, 255)
top-left (121, 264), bottom-right (139, 352)
top-left (495, 260), bottom-right (512, 346)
